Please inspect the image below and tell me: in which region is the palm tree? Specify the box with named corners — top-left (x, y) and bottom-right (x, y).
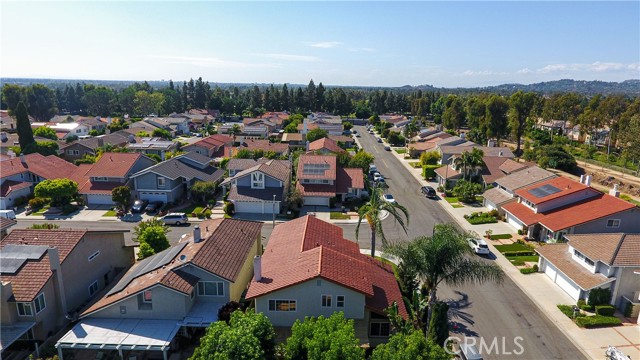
top-left (355, 183), bottom-right (409, 257)
top-left (385, 224), bottom-right (504, 333)
top-left (229, 124), bottom-right (242, 142)
top-left (453, 148), bottom-right (485, 181)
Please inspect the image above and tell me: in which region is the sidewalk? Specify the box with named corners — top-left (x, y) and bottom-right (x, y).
top-left (362, 135), bottom-right (639, 360)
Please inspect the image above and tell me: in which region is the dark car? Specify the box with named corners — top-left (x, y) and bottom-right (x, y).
top-left (131, 199), bottom-right (149, 213)
top-left (145, 201), bottom-right (163, 213)
top-left (384, 145), bottom-right (391, 151)
top-left (376, 138), bottom-right (383, 143)
top-left (421, 186), bottom-right (437, 198)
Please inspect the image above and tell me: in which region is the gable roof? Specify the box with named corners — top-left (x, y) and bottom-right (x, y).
top-left (281, 133), bottom-right (304, 142)
top-left (226, 159), bottom-right (265, 172)
top-left (1, 153), bottom-right (78, 180)
top-left (516, 177), bottom-right (590, 204)
top-left (495, 166), bottom-right (557, 191)
top-left (131, 154), bottom-right (225, 183)
top-left (308, 137), bottom-right (344, 153)
top-left (1, 180), bottom-right (31, 197)
top-left (60, 130), bottom-right (134, 151)
top-left (499, 159), bottom-right (533, 174)
top-left (336, 168), bottom-right (365, 192)
top-left (222, 159), bottom-right (291, 185)
top-left (480, 156), bottom-right (511, 185)
top-left (1, 229), bottom-right (88, 301)
top-left (503, 193), bottom-right (637, 232)
top-left (246, 216), bottom-right (407, 318)
top-left (0, 217), bottom-right (17, 232)
top-left (536, 244), bottom-right (613, 290)
top-left (81, 218), bottom-right (262, 317)
top-left (236, 140), bottom-right (289, 154)
top-left (328, 135), bottom-right (354, 143)
top-left (85, 153), bottom-right (143, 178)
top-left (297, 154), bottom-right (337, 180)
top-left (566, 233), bottom-right (640, 267)
top-left (184, 134), bottom-right (233, 152)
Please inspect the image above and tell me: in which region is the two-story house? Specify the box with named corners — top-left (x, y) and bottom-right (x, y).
top-left (127, 137), bottom-right (178, 161)
top-left (503, 176), bottom-right (640, 242)
top-left (246, 215), bottom-right (407, 346)
top-left (307, 137), bottom-right (345, 154)
top-left (74, 153), bottom-right (156, 206)
top-left (299, 119), bottom-right (343, 136)
top-left (55, 218), bottom-right (263, 360)
top-left (537, 233), bottom-right (640, 316)
top-left (296, 154), bottom-right (365, 207)
top-left (31, 122), bottom-right (91, 140)
top-left (131, 152), bottom-right (224, 204)
top-left (60, 130), bottom-right (135, 163)
top-left (483, 166), bottom-right (556, 215)
top-left (77, 117), bottom-right (107, 133)
top-left (1, 154), bottom-right (79, 210)
top-left (220, 159), bottom-right (291, 214)
top-left (233, 140), bottom-right (289, 158)
top-left (1, 229), bottom-right (134, 355)
top-left (281, 133), bottom-right (306, 149)
top-left (182, 134), bottom-right (233, 159)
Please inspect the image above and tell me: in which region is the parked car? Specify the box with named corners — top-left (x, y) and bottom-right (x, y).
top-left (369, 164), bottom-right (378, 174)
top-left (421, 186), bottom-right (437, 198)
top-left (376, 138), bottom-right (383, 143)
top-left (145, 201), bottom-right (163, 213)
top-left (160, 213), bottom-right (188, 226)
top-left (373, 172), bottom-right (383, 182)
top-left (382, 194), bottom-right (396, 203)
top-left (468, 238), bottom-right (490, 255)
top-left (0, 210), bottom-right (17, 220)
top-left (355, 133), bottom-right (361, 137)
top-left (384, 145), bottom-right (391, 151)
top-left (131, 199), bottom-right (149, 213)
top-left (459, 343), bottom-right (483, 360)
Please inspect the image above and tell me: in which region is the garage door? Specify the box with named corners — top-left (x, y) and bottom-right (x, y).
top-left (235, 201), bottom-right (279, 214)
top-left (543, 262), bottom-right (580, 301)
top-left (139, 192), bottom-right (168, 203)
top-left (484, 199), bottom-right (496, 211)
top-left (506, 213), bottom-right (523, 230)
top-left (86, 194), bottom-right (114, 205)
top-left (304, 196), bottom-right (329, 206)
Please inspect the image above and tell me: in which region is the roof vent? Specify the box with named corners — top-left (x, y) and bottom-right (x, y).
top-left (179, 254), bottom-right (187, 262)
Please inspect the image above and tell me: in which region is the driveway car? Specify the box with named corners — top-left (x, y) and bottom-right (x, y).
top-left (384, 145), bottom-right (391, 151)
top-left (382, 194), bottom-right (396, 203)
top-left (373, 172), bottom-right (383, 182)
top-left (160, 213), bottom-right (188, 226)
top-left (420, 186), bottom-right (437, 198)
top-left (468, 238), bottom-right (490, 255)
top-left (376, 138), bottom-right (383, 143)
top-left (145, 201), bottom-right (163, 213)
top-left (131, 199), bottom-right (148, 213)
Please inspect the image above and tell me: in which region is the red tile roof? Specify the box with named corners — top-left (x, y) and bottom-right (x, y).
top-left (297, 123), bottom-right (319, 131)
top-left (503, 193), bottom-right (637, 232)
top-left (337, 168), bottom-right (365, 192)
top-left (308, 137), bottom-right (344, 153)
top-left (1, 180), bottom-right (31, 197)
top-left (296, 182), bottom-right (336, 197)
top-left (1, 153), bottom-right (78, 180)
top-left (0, 217), bottom-right (17, 232)
top-left (236, 140), bottom-right (289, 155)
top-left (516, 177), bottom-right (589, 205)
top-left (566, 233), bottom-right (640, 267)
top-left (297, 154), bottom-right (337, 180)
top-left (1, 229), bottom-right (88, 301)
top-left (185, 134), bottom-right (233, 152)
top-left (246, 216), bottom-right (407, 318)
top-left (85, 152), bottom-right (142, 178)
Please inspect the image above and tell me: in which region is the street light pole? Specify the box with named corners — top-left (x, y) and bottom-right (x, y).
top-left (272, 194), bottom-right (276, 227)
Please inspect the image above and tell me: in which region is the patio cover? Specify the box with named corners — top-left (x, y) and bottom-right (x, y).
top-left (56, 319), bottom-right (179, 352)
top-left (1, 321), bottom-right (36, 351)
top-left (178, 301), bottom-right (224, 327)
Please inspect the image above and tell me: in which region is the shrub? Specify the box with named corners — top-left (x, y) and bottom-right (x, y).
top-left (422, 165), bottom-right (440, 179)
top-left (595, 305), bottom-right (616, 316)
top-left (204, 209), bottom-right (212, 219)
top-left (223, 201), bottom-right (235, 216)
top-left (557, 304), bottom-right (584, 319)
top-left (463, 211), bottom-right (498, 225)
top-left (517, 229), bottom-right (523, 235)
top-left (576, 299), bottom-right (586, 308)
top-left (623, 300), bottom-right (633, 317)
top-left (520, 267), bottom-right (537, 274)
top-left (29, 197), bottom-right (48, 209)
top-left (575, 315), bottom-right (621, 328)
top-left (502, 250), bottom-right (536, 257)
top-left (580, 304), bottom-right (594, 312)
top-left (588, 288), bottom-right (612, 307)
top-left (533, 264), bottom-right (538, 271)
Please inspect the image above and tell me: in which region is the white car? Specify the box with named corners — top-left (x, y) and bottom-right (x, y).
top-left (468, 238), bottom-right (490, 255)
top-left (382, 194), bottom-right (396, 203)
top-left (373, 172), bottom-right (383, 182)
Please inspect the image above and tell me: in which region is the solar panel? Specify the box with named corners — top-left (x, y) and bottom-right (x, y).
top-left (0, 244), bottom-right (49, 274)
top-left (528, 184), bottom-right (562, 198)
top-left (107, 242), bottom-right (188, 295)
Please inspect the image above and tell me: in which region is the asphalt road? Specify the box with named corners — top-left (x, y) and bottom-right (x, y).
top-left (355, 125), bottom-right (585, 360)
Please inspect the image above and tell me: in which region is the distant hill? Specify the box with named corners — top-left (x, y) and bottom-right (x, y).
top-left (2, 78), bottom-right (639, 96)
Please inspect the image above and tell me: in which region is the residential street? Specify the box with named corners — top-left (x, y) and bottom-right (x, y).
top-left (355, 126), bottom-right (586, 360)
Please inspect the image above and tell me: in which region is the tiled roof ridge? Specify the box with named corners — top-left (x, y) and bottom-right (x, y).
top-left (301, 216), bottom-right (311, 253)
top-left (609, 233), bottom-right (627, 265)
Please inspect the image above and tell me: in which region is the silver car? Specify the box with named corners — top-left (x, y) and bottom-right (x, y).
top-left (160, 213), bottom-right (188, 226)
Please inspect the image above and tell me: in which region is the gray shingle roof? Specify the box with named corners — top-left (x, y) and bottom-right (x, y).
top-left (131, 155), bottom-right (224, 182)
top-left (494, 166), bottom-right (557, 191)
top-left (222, 159), bottom-right (291, 185)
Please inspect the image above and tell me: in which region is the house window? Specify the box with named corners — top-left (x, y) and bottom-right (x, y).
top-left (157, 177), bottom-right (165, 188)
top-left (67, 150), bottom-right (80, 155)
top-left (251, 172), bottom-right (264, 189)
top-left (88, 281), bottom-right (99, 296)
top-left (573, 249), bottom-right (595, 266)
top-left (143, 290), bottom-right (152, 303)
top-left (336, 295), bottom-right (345, 308)
top-left (34, 293), bottom-right (46, 314)
top-left (197, 281), bottom-right (224, 296)
top-left (321, 295), bottom-right (332, 307)
top-left (88, 251), bottom-right (100, 261)
top-left (370, 322), bottom-right (391, 337)
top-left (94, 177), bottom-right (108, 182)
top-left (137, 291), bottom-right (152, 310)
top-left (16, 302), bottom-right (33, 316)
top-left (606, 219), bottom-right (621, 228)
top-left (76, 129), bottom-right (82, 133)
top-left (268, 300), bottom-right (297, 312)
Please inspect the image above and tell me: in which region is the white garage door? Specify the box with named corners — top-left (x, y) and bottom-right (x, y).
top-left (484, 200), bottom-right (496, 211)
top-left (304, 196), bottom-right (329, 206)
top-left (506, 213), bottom-right (523, 230)
top-left (544, 262), bottom-right (581, 301)
top-left (139, 192), bottom-right (168, 203)
top-left (235, 201), bottom-right (279, 214)
top-left (86, 194), bottom-right (114, 205)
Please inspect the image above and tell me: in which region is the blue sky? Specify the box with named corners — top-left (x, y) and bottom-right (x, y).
top-left (2, 1), bottom-right (639, 87)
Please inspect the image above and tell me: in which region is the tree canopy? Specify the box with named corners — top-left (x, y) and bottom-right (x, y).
top-left (305, 128), bottom-right (328, 142)
top-left (111, 186), bottom-right (131, 211)
top-left (34, 179), bottom-right (78, 206)
top-left (371, 329), bottom-right (449, 360)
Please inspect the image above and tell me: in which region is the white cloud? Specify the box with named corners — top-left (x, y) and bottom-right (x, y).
top-left (255, 53), bottom-right (319, 62)
top-left (309, 41), bottom-right (343, 48)
top-left (460, 70), bottom-right (506, 76)
top-left (348, 47), bottom-right (375, 53)
top-left (149, 55), bottom-right (275, 69)
top-left (536, 61), bottom-right (636, 74)
top-left (517, 68), bottom-right (532, 74)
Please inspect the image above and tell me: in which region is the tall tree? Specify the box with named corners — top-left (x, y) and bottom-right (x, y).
top-left (385, 224), bottom-right (504, 332)
top-left (508, 91), bottom-right (537, 155)
top-left (84, 86), bottom-right (114, 116)
top-left (356, 183), bottom-right (409, 257)
top-left (442, 95), bottom-right (465, 132)
top-left (27, 84), bottom-right (58, 121)
top-left (15, 102), bottom-right (35, 150)
top-left (34, 179), bottom-right (78, 206)
top-left (1, 84), bottom-right (29, 115)
top-left (485, 94), bottom-right (509, 145)
top-left (305, 80), bottom-right (316, 111)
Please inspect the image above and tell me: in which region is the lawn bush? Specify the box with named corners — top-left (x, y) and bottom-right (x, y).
top-left (576, 299), bottom-right (586, 308)
top-left (588, 288), bottom-right (611, 307)
top-left (29, 197), bottom-right (48, 209)
top-left (580, 304), bottom-right (594, 312)
top-left (575, 315), bottom-right (621, 328)
top-left (520, 267), bottom-right (537, 274)
top-left (595, 305), bottom-right (616, 316)
top-left (509, 258), bottom-right (525, 266)
top-left (490, 233), bottom-right (512, 240)
top-left (502, 250), bottom-right (536, 257)
top-left (463, 211), bottom-right (497, 225)
top-left (422, 165), bottom-right (440, 179)
top-left (517, 229), bottom-right (523, 235)
top-left (223, 201), bottom-right (235, 216)
top-left (557, 305), bottom-right (583, 318)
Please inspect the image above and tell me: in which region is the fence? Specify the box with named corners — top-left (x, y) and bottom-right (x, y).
top-left (575, 156), bottom-right (639, 177)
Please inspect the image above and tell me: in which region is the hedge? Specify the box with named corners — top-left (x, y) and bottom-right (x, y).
top-left (580, 304), bottom-right (594, 312)
top-left (422, 165), bottom-right (441, 179)
top-left (520, 267), bottom-right (537, 274)
top-left (502, 250), bottom-right (536, 257)
top-left (595, 305), bottom-right (616, 316)
top-left (557, 304), bottom-right (583, 318)
top-left (575, 315), bottom-right (621, 328)
top-left (588, 288), bottom-right (612, 307)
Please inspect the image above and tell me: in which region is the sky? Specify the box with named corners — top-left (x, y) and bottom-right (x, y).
top-left (1, 1), bottom-right (639, 87)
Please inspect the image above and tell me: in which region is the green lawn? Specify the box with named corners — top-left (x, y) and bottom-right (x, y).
top-left (408, 162), bottom-right (422, 168)
top-left (507, 255), bottom-right (539, 264)
top-left (180, 204), bottom-right (204, 216)
top-left (330, 212), bottom-right (350, 220)
top-left (494, 243), bottom-right (532, 253)
top-left (444, 197), bottom-right (459, 204)
top-left (31, 206), bottom-right (50, 216)
top-left (490, 234), bottom-right (513, 240)
top-left (394, 149), bottom-right (406, 154)
top-left (102, 210), bottom-right (117, 217)
top-left (452, 204), bottom-right (464, 208)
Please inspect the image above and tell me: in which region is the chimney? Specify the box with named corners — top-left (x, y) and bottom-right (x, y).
top-left (302, 120), bottom-right (308, 135)
top-left (253, 255), bottom-right (262, 281)
top-left (585, 175), bottom-right (592, 187)
top-left (107, 116), bottom-right (112, 125)
top-left (580, 175), bottom-right (585, 184)
top-left (48, 247), bottom-right (69, 316)
top-left (460, 132), bottom-right (465, 140)
top-left (128, 135), bottom-right (135, 143)
top-left (193, 226), bottom-right (201, 243)
top-left (487, 139), bottom-right (496, 147)
top-left (306, 141), bottom-right (310, 151)
top-left (498, 151), bottom-right (503, 157)
top-left (609, 184), bottom-right (620, 198)
top-left (20, 153), bottom-right (26, 164)
top-left (97, 138), bottom-right (104, 148)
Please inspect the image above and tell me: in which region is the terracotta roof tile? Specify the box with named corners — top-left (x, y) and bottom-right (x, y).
top-left (308, 137), bottom-right (344, 153)
top-left (0, 217), bottom-right (17, 232)
top-left (297, 154), bottom-right (337, 180)
top-left (296, 182), bottom-right (336, 197)
top-left (566, 233), bottom-right (640, 267)
top-left (160, 269), bottom-right (200, 294)
top-left (536, 244), bottom-right (613, 290)
top-left (246, 216), bottom-right (407, 318)
top-left (184, 134), bottom-right (233, 152)
top-left (480, 156), bottom-right (510, 185)
top-left (336, 168), bottom-right (365, 193)
top-left (236, 140), bottom-right (289, 155)
top-left (328, 135), bottom-right (354, 143)
top-left (0, 180), bottom-right (31, 197)
top-left (613, 234), bottom-right (640, 266)
top-left (1, 153), bottom-right (78, 180)
top-left (434, 165), bottom-right (460, 180)
top-left (498, 159), bottom-right (533, 174)
top-left (1, 229), bottom-right (88, 301)
top-left (85, 153), bottom-right (142, 178)
top-left (516, 177), bottom-right (590, 205)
